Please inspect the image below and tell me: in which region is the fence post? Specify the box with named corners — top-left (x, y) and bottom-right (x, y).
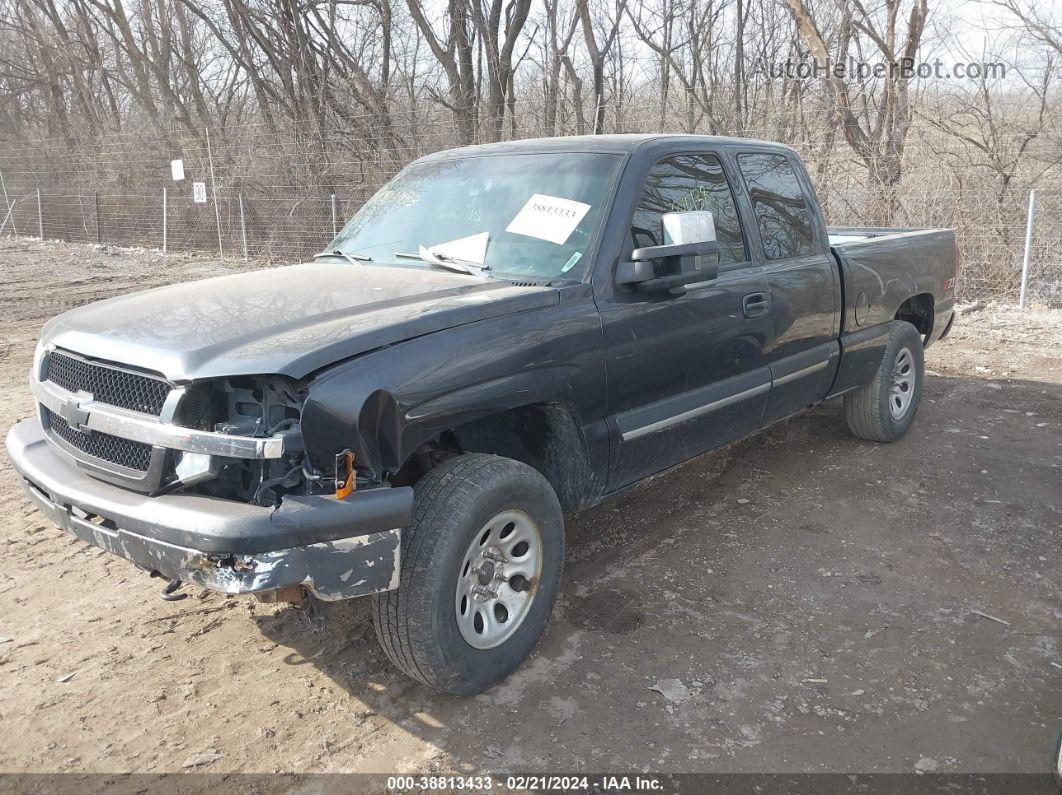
top-left (331, 193), bottom-right (337, 238)
top-left (1019, 189), bottom-right (1036, 309)
top-left (162, 187), bottom-right (168, 254)
top-left (94, 192), bottom-right (101, 244)
top-left (0, 198), bottom-right (14, 237)
top-left (36, 188), bottom-right (43, 240)
top-left (6, 196), bottom-right (16, 237)
top-left (239, 193), bottom-right (248, 261)
top-left (0, 167), bottom-right (11, 223)
top-left (206, 128), bottom-right (224, 260)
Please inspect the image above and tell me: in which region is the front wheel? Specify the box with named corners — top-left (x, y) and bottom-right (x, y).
top-left (372, 454), bottom-right (564, 694)
top-left (844, 320), bottom-right (925, 442)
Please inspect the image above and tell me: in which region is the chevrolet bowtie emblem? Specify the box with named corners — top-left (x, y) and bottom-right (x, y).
top-left (59, 392), bottom-right (92, 433)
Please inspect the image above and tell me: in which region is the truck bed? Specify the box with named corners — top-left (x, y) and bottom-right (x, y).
top-left (827, 226), bottom-right (957, 334)
top-left (827, 225), bottom-right (940, 246)
top-left (823, 225), bottom-right (958, 399)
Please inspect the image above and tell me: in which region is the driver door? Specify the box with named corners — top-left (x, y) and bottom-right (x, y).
top-left (597, 152), bottom-right (773, 491)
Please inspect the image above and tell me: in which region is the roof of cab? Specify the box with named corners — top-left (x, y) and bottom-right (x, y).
top-left (416, 133), bottom-right (795, 161)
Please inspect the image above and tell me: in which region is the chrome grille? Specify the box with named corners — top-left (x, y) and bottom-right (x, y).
top-left (46, 351), bottom-right (170, 415)
top-left (44, 408), bottom-right (153, 472)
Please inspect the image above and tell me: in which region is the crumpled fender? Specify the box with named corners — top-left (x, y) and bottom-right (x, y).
top-left (297, 293), bottom-right (607, 485)
top-left (301, 363), bottom-right (582, 481)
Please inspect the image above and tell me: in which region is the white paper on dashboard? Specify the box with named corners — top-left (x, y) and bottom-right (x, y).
top-left (506, 194), bottom-right (591, 245)
top-left (427, 231), bottom-right (489, 264)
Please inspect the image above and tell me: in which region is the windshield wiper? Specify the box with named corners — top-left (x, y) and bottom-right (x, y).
top-left (394, 247), bottom-right (487, 276)
top-left (312, 249), bottom-right (372, 265)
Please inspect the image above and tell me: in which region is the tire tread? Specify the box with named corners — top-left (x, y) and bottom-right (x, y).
top-left (372, 453), bottom-right (561, 693)
top-left (844, 320), bottom-right (923, 442)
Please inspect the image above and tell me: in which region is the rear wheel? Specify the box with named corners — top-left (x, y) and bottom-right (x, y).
top-left (844, 320), bottom-right (924, 442)
top-left (372, 453), bottom-right (564, 694)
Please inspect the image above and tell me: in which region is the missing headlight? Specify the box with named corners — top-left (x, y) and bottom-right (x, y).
top-left (173, 375), bottom-right (309, 504)
top-left (174, 451), bottom-right (216, 483)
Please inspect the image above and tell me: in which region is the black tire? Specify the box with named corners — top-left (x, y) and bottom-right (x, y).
top-left (844, 320), bottom-right (925, 442)
top-left (371, 453), bottom-right (564, 694)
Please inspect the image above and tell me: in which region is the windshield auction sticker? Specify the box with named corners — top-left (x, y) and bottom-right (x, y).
top-left (506, 194), bottom-right (591, 245)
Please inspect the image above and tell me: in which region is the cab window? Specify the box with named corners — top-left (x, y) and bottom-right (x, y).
top-left (631, 154), bottom-right (747, 266)
top-left (737, 153), bottom-right (815, 260)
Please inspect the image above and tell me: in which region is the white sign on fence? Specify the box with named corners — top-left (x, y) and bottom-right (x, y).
top-left (170, 159), bottom-right (185, 181)
top-left (192, 181), bottom-right (207, 204)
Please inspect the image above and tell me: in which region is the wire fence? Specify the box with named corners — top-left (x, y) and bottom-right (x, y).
top-left (0, 189), bottom-right (374, 262)
top-left (1, 117), bottom-right (1060, 306)
top-left (822, 185), bottom-right (1062, 308)
top-left (2, 185), bottom-right (1058, 307)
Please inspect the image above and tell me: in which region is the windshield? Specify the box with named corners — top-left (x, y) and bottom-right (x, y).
top-left (328, 152), bottom-right (623, 279)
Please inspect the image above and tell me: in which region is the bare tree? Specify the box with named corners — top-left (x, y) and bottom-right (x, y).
top-left (539, 0), bottom-right (580, 135)
top-left (406, 0), bottom-right (478, 143)
top-left (784, 0), bottom-right (930, 215)
top-left (992, 0), bottom-right (1062, 56)
top-left (0, 0), bottom-right (1056, 308)
top-left (577, 0), bottom-right (627, 133)
top-left (470, 0), bottom-right (533, 140)
top-left (627, 0), bottom-right (733, 133)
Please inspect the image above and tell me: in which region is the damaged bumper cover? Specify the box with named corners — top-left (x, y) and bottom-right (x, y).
top-left (5, 418), bottom-right (413, 600)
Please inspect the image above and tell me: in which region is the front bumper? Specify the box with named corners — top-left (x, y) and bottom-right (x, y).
top-left (5, 418), bottom-right (413, 601)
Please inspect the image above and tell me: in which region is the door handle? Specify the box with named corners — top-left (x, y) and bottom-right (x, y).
top-left (743, 292), bottom-right (770, 318)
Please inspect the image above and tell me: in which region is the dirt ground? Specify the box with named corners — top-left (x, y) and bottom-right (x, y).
top-left (0, 238), bottom-right (1059, 777)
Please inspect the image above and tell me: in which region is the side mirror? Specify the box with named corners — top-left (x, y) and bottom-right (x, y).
top-left (663, 210), bottom-right (716, 246)
top-left (617, 211), bottom-right (720, 294)
top-left (616, 240), bottom-right (721, 293)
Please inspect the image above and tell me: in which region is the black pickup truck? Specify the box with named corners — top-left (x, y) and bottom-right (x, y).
top-left (6, 135), bottom-right (957, 694)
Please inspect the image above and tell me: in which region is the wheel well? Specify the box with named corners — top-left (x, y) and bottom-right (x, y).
top-left (896, 293), bottom-right (934, 342)
top-left (390, 403), bottom-right (591, 513)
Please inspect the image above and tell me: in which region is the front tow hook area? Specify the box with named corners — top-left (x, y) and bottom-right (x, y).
top-left (151, 570), bottom-right (188, 601)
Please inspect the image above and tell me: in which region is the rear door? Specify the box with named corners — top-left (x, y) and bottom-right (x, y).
top-left (735, 152), bottom-right (840, 424)
top-left (597, 151), bottom-right (772, 491)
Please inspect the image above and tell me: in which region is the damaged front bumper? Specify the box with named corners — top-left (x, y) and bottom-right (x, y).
top-left (5, 418), bottom-right (413, 601)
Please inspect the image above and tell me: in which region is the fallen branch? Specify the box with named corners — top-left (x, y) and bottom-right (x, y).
top-left (971, 609), bottom-right (1010, 626)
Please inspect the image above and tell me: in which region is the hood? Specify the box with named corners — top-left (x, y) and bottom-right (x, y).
top-left (40, 262), bottom-right (557, 381)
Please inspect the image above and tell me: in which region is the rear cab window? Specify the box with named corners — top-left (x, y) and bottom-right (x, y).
top-left (631, 154), bottom-right (748, 267)
top-left (737, 153), bottom-right (816, 260)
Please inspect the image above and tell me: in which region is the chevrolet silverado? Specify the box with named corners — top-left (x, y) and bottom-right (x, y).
top-left (6, 135), bottom-right (958, 694)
